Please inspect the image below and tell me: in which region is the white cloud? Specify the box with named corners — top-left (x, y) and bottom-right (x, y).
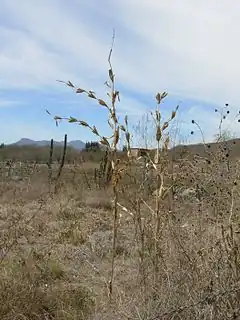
top-left (0, 98), bottom-right (22, 107)
top-left (109, 0), bottom-right (240, 106)
top-left (0, 0), bottom-right (110, 90)
top-left (1, 0), bottom-right (240, 100)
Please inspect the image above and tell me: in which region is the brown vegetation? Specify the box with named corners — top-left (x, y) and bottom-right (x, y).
top-left (1, 137), bottom-right (240, 319)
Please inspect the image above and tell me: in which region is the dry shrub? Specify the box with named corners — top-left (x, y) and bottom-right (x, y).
top-left (0, 261), bottom-right (95, 320)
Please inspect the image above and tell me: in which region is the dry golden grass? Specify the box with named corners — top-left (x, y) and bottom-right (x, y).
top-left (0, 149), bottom-right (240, 319)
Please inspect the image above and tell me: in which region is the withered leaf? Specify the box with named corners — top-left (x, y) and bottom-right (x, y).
top-left (67, 81), bottom-right (74, 88)
top-left (88, 92), bottom-right (96, 99)
top-left (98, 99), bottom-right (108, 107)
top-left (162, 122), bottom-right (169, 131)
top-left (79, 121), bottom-right (89, 127)
top-left (54, 116), bottom-right (62, 121)
top-left (100, 137), bottom-right (110, 147)
top-left (156, 126), bottom-right (162, 142)
top-left (114, 127), bottom-right (120, 145)
top-left (76, 88), bottom-right (85, 94)
top-left (117, 91), bottom-right (120, 102)
top-left (156, 110), bottom-right (161, 122)
top-left (109, 69), bottom-right (114, 82)
top-left (156, 93), bottom-right (161, 104)
top-left (68, 117), bottom-right (78, 123)
top-left (92, 125), bottom-right (99, 135)
top-left (171, 111), bottom-right (176, 120)
top-left (125, 132), bottom-right (130, 143)
top-left (120, 125), bottom-right (126, 132)
top-left (161, 92), bottom-right (168, 99)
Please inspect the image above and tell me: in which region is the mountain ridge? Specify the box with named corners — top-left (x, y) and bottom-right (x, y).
top-left (11, 138), bottom-right (85, 150)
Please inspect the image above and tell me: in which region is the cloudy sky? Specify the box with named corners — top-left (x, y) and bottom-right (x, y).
top-left (0, 0), bottom-right (240, 146)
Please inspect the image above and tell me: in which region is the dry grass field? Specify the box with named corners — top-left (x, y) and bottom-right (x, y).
top-left (0, 137), bottom-right (240, 320)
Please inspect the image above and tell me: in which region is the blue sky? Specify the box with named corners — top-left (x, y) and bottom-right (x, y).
top-left (1, 0), bottom-right (240, 147)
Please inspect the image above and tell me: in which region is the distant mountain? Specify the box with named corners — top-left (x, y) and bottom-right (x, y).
top-left (12, 138), bottom-right (85, 150)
